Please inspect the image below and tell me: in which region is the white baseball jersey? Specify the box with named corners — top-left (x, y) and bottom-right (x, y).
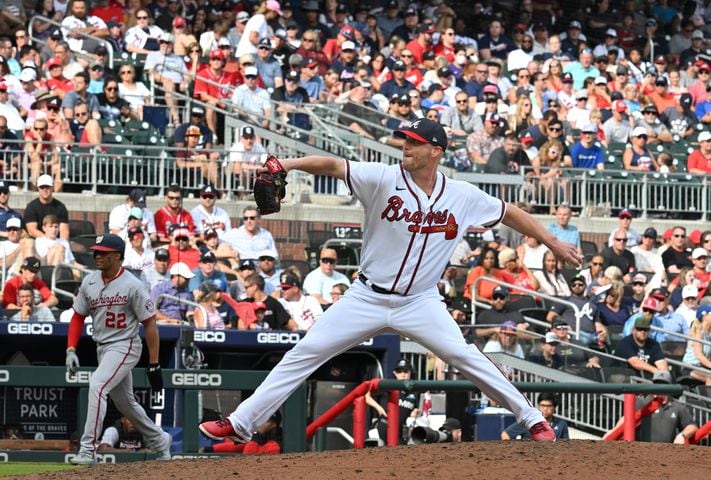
top-left (278, 294), bottom-right (323, 331)
top-left (345, 160), bottom-right (505, 295)
top-left (189, 204), bottom-right (232, 237)
top-left (73, 268), bottom-right (156, 345)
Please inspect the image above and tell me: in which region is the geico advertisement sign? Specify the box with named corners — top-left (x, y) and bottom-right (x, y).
top-left (65, 371), bottom-right (93, 384)
top-left (194, 330), bottom-right (225, 343)
top-left (7, 323), bottom-right (53, 335)
top-left (0, 370), bottom-right (8, 383)
top-left (256, 332), bottom-right (301, 344)
top-left (171, 373), bottom-right (222, 386)
top-left (65, 453), bottom-right (115, 464)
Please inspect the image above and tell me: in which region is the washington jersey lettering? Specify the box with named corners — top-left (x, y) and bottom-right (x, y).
top-left (73, 269), bottom-right (156, 345)
top-left (345, 160), bottom-right (505, 295)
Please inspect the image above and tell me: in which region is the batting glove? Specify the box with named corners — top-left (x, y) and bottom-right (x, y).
top-left (66, 349), bottom-right (80, 376)
top-left (146, 364), bottom-right (163, 390)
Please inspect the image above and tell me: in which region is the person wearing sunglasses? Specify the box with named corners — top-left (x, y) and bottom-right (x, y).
top-left (154, 184), bottom-right (195, 244)
top-left (602, 228), bottom-right (637, 282)
top-left (97, 76), bottom-right (134, 122)
top-left (59, 0), bottom-right (110, 55)
top-left (222, 206), bottom-right (277, 262)
top-left (302, 247), bottom-right (350, 307)
top-left (622, 126), bottom-right (659, 172)
top-left (124, 9), bottom-right (163, 54)
top-left (189, 184), bottom-right (231, 239)
top-left (630, 227), bottom-right (664, 276)
top-left (601, 99), bottom-right (632, 144)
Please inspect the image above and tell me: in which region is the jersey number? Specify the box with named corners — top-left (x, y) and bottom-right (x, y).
top-left (105, 312), bottom-right (127, 329)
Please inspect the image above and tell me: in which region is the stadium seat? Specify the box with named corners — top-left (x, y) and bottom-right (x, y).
top-left (600, 366), bottom-right (636, 383)
top-left (69, 220), bottom-right (96, 237)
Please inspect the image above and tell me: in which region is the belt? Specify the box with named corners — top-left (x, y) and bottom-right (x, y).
top-left (358, 272), bottom-right (403, 296)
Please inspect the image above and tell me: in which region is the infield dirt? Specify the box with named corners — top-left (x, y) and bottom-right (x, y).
top-left (10, 440), bottom-right (708, 480)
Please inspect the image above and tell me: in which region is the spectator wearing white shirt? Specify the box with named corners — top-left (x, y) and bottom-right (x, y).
top-left (60, 0), bottom-right (109, 54)
top-left (302, 248), bottom-right (350, 306)
top-left (235, 0), bottom-right (282, 57)
top-left (189, 184), bottom-right (231, 239)
top-left (124, 8), bottom-right (163, 54)
top-left (227, 125), bottom-right (267, 194)
top-left (122, 227), bottom-right (155, 271)
top-left (230, 66), bottom-right (272, 128)
top-left (278, 273), bottom-right (322, 331)
top-left (221, 206), bottom-right (276, 261)
top-left (108, 188), bottom-right (157, 244)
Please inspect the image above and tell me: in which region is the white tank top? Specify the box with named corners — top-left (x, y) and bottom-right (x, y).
top-left (522, 243), bottom-right (549, 270)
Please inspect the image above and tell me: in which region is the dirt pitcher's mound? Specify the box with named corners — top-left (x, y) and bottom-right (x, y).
top-left (17, 441), bottom-right (709, 480)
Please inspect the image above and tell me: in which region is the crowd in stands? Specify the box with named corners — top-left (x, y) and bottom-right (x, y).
top-left (2, 0), bottom-right (711, 197)
top-left (0, 1), bottom-right (710, 388)
top-left (443, 203), bottom-right (711, 387)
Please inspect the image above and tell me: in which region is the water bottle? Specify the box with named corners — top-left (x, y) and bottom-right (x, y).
top-left (480, 394), bottom-right (489, 411)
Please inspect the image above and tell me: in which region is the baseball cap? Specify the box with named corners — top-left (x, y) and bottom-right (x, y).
top-left (394, 358), bottom-right (413, 372)
top-left (485, 112), bottom-right (501, 124)
top-left (204, 227), bottom-right (218, 239)
top-left (520, 132), bottom-right (534, 145)
top-left (552, 318), bottom-right (570, 329)
top-left (423, 50), bottom-right (436, 61)
top-left (545, 332), bottom-right (560, 344)
top-left (575, 90), bottom-right (588, 100)
top-left (655, 77), bottom-right (668, 86)
top-left (569, 274), bottom-right (586, 286)
top-left (19, 68), bottom-right (36, 83)
top-left (437, 66), bottom-right (453, 77)
top-left (339, 25), bottom-right (355, 40)
top-left (301, 58), bottom-right (318, 68)
top-left (155, 248), bottom-right (170, 261)
top-left (652, 370), bottom-right (672, 384)
top-left (0, 180), bottom-right (9, 194)
top-left (692, 30), bottom-right (705, 40)
top-left (612, 99), bottom-right (627, 113)
top-left (699, 131), bottom-right (711, 142)
top-left (562, 72), bottom-right (574, 83)
top-left (186, 125), bottom-right (201, 137)
top-left (697, 304), bottom-right (711, 320)
top-left (191, 106), bottom-right (205, 116)
top-left (90, 234), bottom-right (125, 253)
top-left (50, 29), bottom-right (63, 40)
top-left (427, 83), bottom-right (445, 95)
top-left (171, 228), bottom-right (191, 239)
top-left (253, 301), bottom-right (267, 312)
top-left (209, 49), bottom-right (226, 60)
top-left (482, 84), bottom-right (499, 96)
top-left (643, 227), bottom-right (658, 239)
top-left (239, 259), bottom-right (256, 270)
top-left (173, 16), bottom-right (186, 28)
top-left (286, 69), bottom-right (299, 82)
top-left (259, 248), bottom-right (278, 260)
top-left (240, 125), bottom-right (255, 138)
top-left (280, 274), bottom-right (301, 290)
top-left (200, 184), bottom-right (219, 196)
top-left (635, 315), bottom-right (653, 329)
top-left (341, 41), bottom-right (356, 51)
top-left (45, 57), bottom-right (61, 69)
top-left (200, 250), bottom-right (217, 263)
top-left (650, 287), bottom-right (669, 300)
top-left (616, 65), bottom-right (629, 76)
top-left (236, 11), bottom-right (250, 22)
top-left (569, 21), bottom-right (582, 29)
top-left (594, 76), bottom-right (607, 85)
top-left (394, 119), bottom-right (448, 151)
top-left (632, 273), bottom-right (647, 284)
top-left (618, 208), bottom-right (633, 218)
top-left (655, 55), bottom-right (666, 64)
top-left (500, 321), bottom-right (517, 335)
top-left (683, 285), bottom-right (699, 299)
top-left (643, 103), bottom-right (658, 113)
top-left (258, 37), bottom-right (272, 49)
top-left (417, 24), bottom-right (434, 34)
top-left (128, 206), bottom-right (143, 219)
top-left (581, 123), bottom-right (598, 134)
top-left (605, 28), bottom-right (618, 37)
top-left (129, 188), bottom-right (146, 207)
top-left (646, 18), bottom-right (658, 27)
top-left (169, 262), bottom-right (195, 278)
top-left (37, 174), bottom-right (54, 188)
top-left (690, 229), bottom-right (703, 245)
top-left (266, 0), bottom-right (283, 15)
top-left (392, 60), bottom-right (406, 71)
top-left (21, 256), bottom-right (41, 273)
top-left (127, 226), bottom-right (144, 238)
top-left (692, 247), bottom-right (708, 259)
top-left (631, 126), bottom-right (648, 138)
top-left (6, 217), bottom-right (20, 229)
top-left (244, 65), bottom-right (258, 77)
top-left (492, 286), bottom-right (509, 298)
top-left (642, 297), bottom-right (660, 312)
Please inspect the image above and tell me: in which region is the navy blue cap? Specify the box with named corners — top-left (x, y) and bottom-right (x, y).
top-left (394, 118), bottom-right (448, 151)
top-left (90, 234), bottom-right (125, 253)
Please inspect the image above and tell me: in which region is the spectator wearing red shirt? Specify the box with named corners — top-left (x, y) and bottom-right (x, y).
top-left (406, 24), bottom-right (433, 65)
top-left (322, 25), bottom-right (354, 64)
top-left (90, 0), bottom-right (123, 24)
top-left (687, 131), bottom-right (711, 174)
top-left (433, 27), bottom-right (456, 63)
top-left (154, 185), bottom-right (196, 243)
top-left (167, 228), bottom-right (201, 270)
top-left (2, 256), bottom-right (58, 309)
top-left (194, 49), bottom-right (234, 135)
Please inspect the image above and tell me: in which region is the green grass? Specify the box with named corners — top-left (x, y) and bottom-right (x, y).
top-left (0, 463), bottom-right (78, 477)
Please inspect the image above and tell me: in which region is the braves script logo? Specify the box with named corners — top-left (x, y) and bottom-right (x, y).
top-left (381, 196), bottom-right (458, 239)
top-left (90, 293), bottom-right (129, 309)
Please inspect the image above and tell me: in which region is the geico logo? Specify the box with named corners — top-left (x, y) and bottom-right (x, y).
top-left (256, 332), bottom-right (301, 344)
top-left (0, 370), bottom-right (9, 383)
top-left (65, 453), bottom-right (115, 464)
top-left (0, 453), bottom-right (8, 462)
top-left (171, 373), bottom-right (222, 386)
top-left (7, 323), bottom-right (53, 335)
top-left (194, 330), bottom-right (225, 343)
top-left (65, 371), bottom-right (92, 384)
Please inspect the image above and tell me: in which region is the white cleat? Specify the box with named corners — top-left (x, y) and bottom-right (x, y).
top-left (156, 431), bottom-right (172, 461)
top-left (69, 453), bottom-right (96, 465)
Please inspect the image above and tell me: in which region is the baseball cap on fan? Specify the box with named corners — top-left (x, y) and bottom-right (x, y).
top-left (394, 119), bottom-right (448, 151)
top-left (21, 256), bottom-right (41, 273)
